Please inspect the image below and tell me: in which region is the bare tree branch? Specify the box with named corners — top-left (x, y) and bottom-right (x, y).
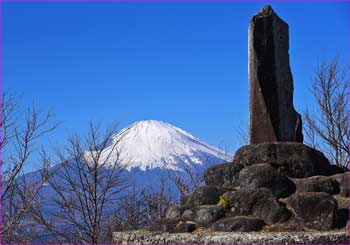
top-left (1, 93), bottom-right (58, 243)
top-left (304, 55), bottom-right (350, 168)
top-left (35, 122), bottom-right (128, 244)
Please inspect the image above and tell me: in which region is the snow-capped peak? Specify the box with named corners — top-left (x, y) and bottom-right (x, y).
top-left (101, 120), bottom-right (231, 171)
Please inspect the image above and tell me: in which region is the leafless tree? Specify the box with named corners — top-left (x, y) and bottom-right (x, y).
top-left (168, 166), bottom-right (203, 195)
top-left (168, 156), bottom-right (216, 196)
top-left (235, 123), bottom-right (249, 146)
top-left (1, 92), bottom-right (58, 243)
top-left (114, 185), bottom-right (149, 231)
top-left (304, 56), bottom-right (350, 168)
top-left (33, 122), bottom-right (128, 244)
top-left (112, 174), bottom-right (174, 232)
top-left (141, 174), bottom-right (174, 222)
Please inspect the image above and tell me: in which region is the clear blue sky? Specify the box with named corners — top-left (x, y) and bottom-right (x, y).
top-left (3, 2), bottom-right (349, 171)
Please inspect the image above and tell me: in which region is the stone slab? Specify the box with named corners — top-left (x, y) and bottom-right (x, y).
top-left (113, 230), bottom-right (349, 244)
top-left (248, 5), bottom-right (303, 144)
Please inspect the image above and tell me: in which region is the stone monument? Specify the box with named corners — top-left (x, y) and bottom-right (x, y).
top-left (113, 6), bottom-right (349, 243)
top-left (248, 5), bottom-right (303, 144)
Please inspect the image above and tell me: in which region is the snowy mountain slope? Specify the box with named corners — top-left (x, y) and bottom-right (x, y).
top-left (99, 120), bottom-right (232, 171)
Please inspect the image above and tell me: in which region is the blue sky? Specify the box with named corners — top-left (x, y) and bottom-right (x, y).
top-left (3, 2), bottom-right (349, 171)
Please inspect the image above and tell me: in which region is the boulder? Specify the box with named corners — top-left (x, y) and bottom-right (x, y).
top-left (270, 176), bottom-right (296, 198)
top-left (286, 192), bottom-right (338, 231)
top-left (262, 218), bottom-right (306, 232)
top-left (181, 205), bottom-right (224, 227)
top-left (211, 216), bottom-right (265, 232)
top-left (223, 188), bottom-right (291, 225)
top-left (330, 172), bottom-right (350, 197)
top-left (174, 222), bottom-right (196, 233)
top-left (149, 219), bottom-right (196, 233)
top-left (165, 205), bottom-right (183, 219)
top-left (238, 163), bottom-right (295, 198)
top-left (335, 208), bottom-right (349, 229)
top-left (335, 195), bottom-right (350, 210)
top-left (238, 163), bottom-right (276, 189)
top-left (293, 176), bottom-right (340, 195)
top-left (334, 196), bottom-right (349, 229)
top-left (184, 186), bottom-right (228, 208)
top-left (233, 142), bottom-right (344, 178)
top-left (204, 162), bottom-right (243, 187)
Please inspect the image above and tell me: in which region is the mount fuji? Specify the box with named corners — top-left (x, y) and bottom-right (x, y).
top-left (26, 120), bottom-right (232, 203)
top-left (93, 120), bottom-right (232, 189)
top-left (103, 120), bottom-right (231, 171)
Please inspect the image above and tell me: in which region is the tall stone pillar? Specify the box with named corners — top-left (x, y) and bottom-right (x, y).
top-left (248, 5), bottom-right (303, 144)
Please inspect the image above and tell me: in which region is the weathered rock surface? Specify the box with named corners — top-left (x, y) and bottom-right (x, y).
top-left (234, 142), bottom-right (344, 178)
top-left (149, 219), bottom-right (196, 233)
top-left (286, 192), bottom-right (338, 231)
top-left (248, 5), bottom-right (303, 144)
top-left (211, 216), bottom-right (265, 232)
top-left (270, 176), bottom-right (296, 198)
top-left (239, 163), bottom-right (276, 188)
top-left (334, 195), bottom-right (349, 229)
top-left (330, 172), bottom-right (350, 197)
top-left (165, 205), bottom-right (183, 219)
top-left (223, 188), bottom-right (291, 224)
top-left (181, 205), bottom-right (224, 227)
top-left (335, 195), bottom-right (350, 210)
top-left (293, 175), bottom-right (340, 195)
top-left (113, 230), bottom-right (350, 244)
top-left (148, 218), bottom-right (179, 232)
top-left (174, 222), bottom-right (196, 233)
top-left (238, 163), bottom-right (295, 198)
top-left (335, 208), bottom-right (349, 229)
top-left (204, 162), bottom-right (243, 187)
top-left (262, 218), bottom-right (306, 232)
top-left (183, 186), bottom-right (228, 208)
